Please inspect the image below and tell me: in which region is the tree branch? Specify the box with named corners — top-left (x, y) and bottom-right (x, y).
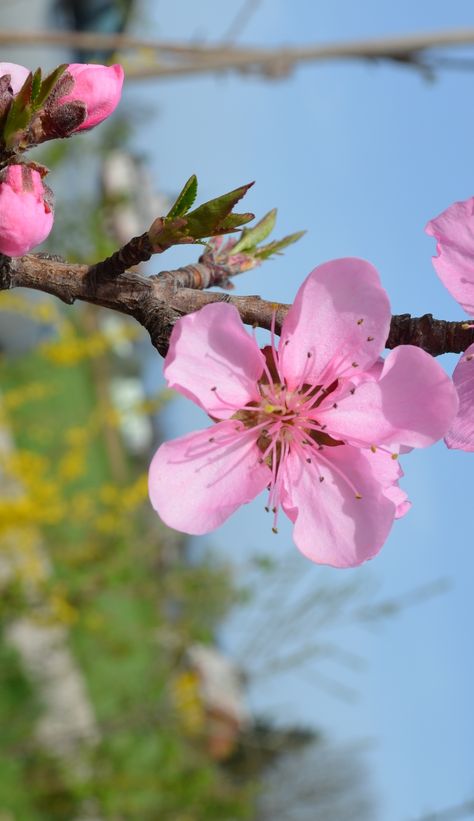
top-left (1, 252), bottom-right (473, 359)
top-left (2, 28), bottom-right (474, 80)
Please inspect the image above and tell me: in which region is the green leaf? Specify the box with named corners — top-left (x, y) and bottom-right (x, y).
top-left (149, 181), bottom-right (255, 251)
top-left (3, 72), bottom-right (33, 147)
top-left (31, 68), bottom-right (42, 101)
top-left (33, 64), bottom-right (67, 109)
top-left (254, 230), bottom-right (306, 260)
top-left (213, 212), bottom-right (254, 233)
top-left (3, 105), bottom-right (32, 148)
top-left (185, 181), bottom-right (254, 238)
top-left (231, 208), bottom-right (277, 254)
top-left (166, 174), bottom-right (198, 219)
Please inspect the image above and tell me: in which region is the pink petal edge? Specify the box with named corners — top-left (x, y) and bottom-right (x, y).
top-left (164, 303), bottom-right (264, 418)
top-left (279, 258), bottom-right (391, 390)
top-left (281, 446), bottom-right (396, 568)
top-left (426, 198), bottom-right (474, 316)
top-left (445, 342), bottom-right (474, 451)
top-left (323, 345), bottom-right (458, 449)
top-left (148, 421), bottom-right (270, 534)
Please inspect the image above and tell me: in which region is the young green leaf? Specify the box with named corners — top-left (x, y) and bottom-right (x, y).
top-left (185, 181), bottom-right (254, 238)
top-left (254, 230), bottom-right (306, 260)
top-left (166, 174), bottom-right (198, 219)
top-left (231, 208), bottom-right (277, 254)
top-left (149, 181), bottom-right (255, 251)
top-left (3, 72), bottom-right (33, 147)
top-left (213, 212), bottom-right (255, 233)
top-left (31, 68), bottom-right (42, 102)
top-left (33, 64), bottom-right (67, 109)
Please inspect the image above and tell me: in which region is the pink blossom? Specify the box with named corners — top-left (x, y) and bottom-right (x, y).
top-left (0, 165), bottom-right (54, 256)
top-left (0, 62), bottom-right (30, 95)
top-left (59, 63), bottom-right (124, 131)
top-left (426, 198), bottom-right (474, 450)
top-left (148, 259), bottom-right (457, 567)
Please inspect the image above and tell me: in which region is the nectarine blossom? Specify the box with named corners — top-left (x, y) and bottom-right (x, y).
top-left (149, 259), bottom-right (457, 567)
top-left (426, 198), bottom-right (474, 451)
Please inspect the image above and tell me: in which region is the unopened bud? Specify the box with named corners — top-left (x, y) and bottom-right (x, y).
top-left (0, 164), bottom-right (54, 256)
top-left (57, 63), bottom-right (124, 132)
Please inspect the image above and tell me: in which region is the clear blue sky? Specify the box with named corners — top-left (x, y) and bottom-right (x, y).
top-left (134, 2), bottom-right (474, 818)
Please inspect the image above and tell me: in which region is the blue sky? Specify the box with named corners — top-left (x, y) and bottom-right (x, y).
top-left (133, 2), bottom-right (474, 818)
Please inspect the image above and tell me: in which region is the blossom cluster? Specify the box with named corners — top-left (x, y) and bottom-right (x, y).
top-left (0, 61), bottom-right (123, 256)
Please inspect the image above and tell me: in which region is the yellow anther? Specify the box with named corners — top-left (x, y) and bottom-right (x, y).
top-left (370, 445), bottom-right (377, 453)
top-left (391, 452), bottom-right (398, 460)
top-left (355, 493), bottom-right (363, 500)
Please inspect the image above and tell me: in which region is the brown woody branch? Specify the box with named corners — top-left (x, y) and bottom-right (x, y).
top-left (0, 252), bottom-right (473, 358)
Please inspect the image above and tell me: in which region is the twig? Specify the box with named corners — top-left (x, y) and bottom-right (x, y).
top-left (221, 0), bottom-right (262, 43)
top-left (87, 232), bottom-right (153, 281)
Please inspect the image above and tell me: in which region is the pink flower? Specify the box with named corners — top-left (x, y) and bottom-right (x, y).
top-left (426, 198), bottom-right (474, 451)
top-left (0, 62), bottom-right (30, 95)
top-left (0, 164), bottom-right (54, 256)
top-left (148, 259), bottom-right (457, 567)
top-left (58, 63), bottom-right (124, 131)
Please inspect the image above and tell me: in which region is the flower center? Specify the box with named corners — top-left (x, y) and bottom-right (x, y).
top-left (230, 346), bottom-right (346, 532)
top-left (237, 377), bottom-right (343, 459)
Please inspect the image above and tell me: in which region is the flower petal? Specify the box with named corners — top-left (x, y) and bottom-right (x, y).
top-left (445, 343), bottom-right (474, 451)
top-left (164, 303), bottom-right (264, 418)
top-left (279, 258), bottom-right (391, 389)
top-left (426, 198), bottom-right (474, 316)
top-left (383, 485), bottom-right (411, 519)
top-left (281, 446), bottom-right (395, 568)
top-left (361, 447), bottom-right (411, 519)
top-left (321, 345), bottom-right (458, 449)
top-left (0, 62), bottom-right (30, 94)
top-left (148, 421), bottom-right (270, 534)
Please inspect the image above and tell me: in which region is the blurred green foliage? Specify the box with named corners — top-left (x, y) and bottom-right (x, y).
top-left (0, 126), bottom-right (256, 818)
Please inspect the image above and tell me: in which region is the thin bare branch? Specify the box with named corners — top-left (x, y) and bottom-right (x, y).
top-left (1, 27), bottom-right (474, 80)
top-left (221, 0), bottom-right (263, 44)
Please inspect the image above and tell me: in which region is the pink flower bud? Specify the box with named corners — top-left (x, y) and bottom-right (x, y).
top-left (0, 62), bottom-right (30, 95)
top-left (59, 63), bottom-right (124, 131)
top-left (0, 165), bottom-right (54, 257)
